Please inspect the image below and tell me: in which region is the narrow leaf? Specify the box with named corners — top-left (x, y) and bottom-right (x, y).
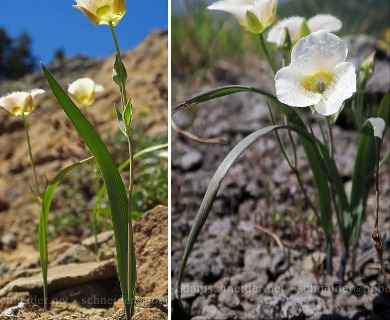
top-left (113, 54), bottom-right (128, 86)
top-left (39, 156), bottom-right (93, 306)
top-left (350, 117), bottom-right (386, 245)
top-left (245, 10), bottom-right (264, 33)
top-left (173, 85), bottom-right (343, 239)
top-left (93, 143), bottom-right (168, 218)
top-left (115, 104), bottom-right (127, 136)
top-left (377, 91), bottom-right (389, 127)
top-left (42, 64), bottom-right (135, 318)
top-left (124, 98), bottom-right (132, 127)
top-left (177, 124), bottom-right (334, 309)
top-left (300, 18), bottom-right (311, 37)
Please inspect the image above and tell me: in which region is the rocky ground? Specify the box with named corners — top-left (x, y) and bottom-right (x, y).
top-left (0, 30), bottom-right (168, 319)
top-left (171, 34), bottom-right (390, 320)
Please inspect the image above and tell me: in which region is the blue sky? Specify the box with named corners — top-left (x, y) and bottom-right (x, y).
top-left (0, 0), bottom-right (168, 65)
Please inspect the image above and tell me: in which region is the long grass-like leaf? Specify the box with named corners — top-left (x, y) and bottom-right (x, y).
top-left (177, 124), bottom-right (335, 310)
top-left (42, 64), bottom-right (135, 318)
top-left (38, 156), bottom-right (94, 305)
top-left (93, 143), bottom-right (168, 219)
top-left (173, 85), bottom-right (345, 240)
top-left (350, 117), bottom-right (386, 245)
top-left (173, 85), bottom-right (303, 126)
top-left (92, 143), bottom-right (168, 250)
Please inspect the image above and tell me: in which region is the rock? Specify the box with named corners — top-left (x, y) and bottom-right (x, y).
top-left (207, 218), bottom-right (232, 237)
top-left (343, 34), bottom-right (390, 95)
top-left (191, 294), bottom-right (218, 316)
top-left (202, 305), bottom-right (224, 319)
top-left (133, 205), bottom-right (168, 297)
top-left (179, 281), bottom-right (205, 300)
top-left (230, 271), bottom-right (258, 287)
top-left (82, 230), bottom-right (114, 250)
top-left (0, 196), bottom-right (9, 212)
top-left (186, 243), bottom-right (224, 282)
top-left (1, 233), bottom-right (17, 250)
top-left (256, 293), bottom-right (304, 320)
top-left (238, 199), bottom-right (255, 219)
top-left (50, 244), bottom-right (96, 266)
top-left (245, 180), bottom-right (263, 198)
top-left (0, 260), bottom-right (117, 298)
top-left (244, 247), bottom-right (288, 279)
top-left (334, 286), bottom-right (375, 318)
top-left (283, 272), bottom-right (318, 295)
top-left (1, 302), bottom-right (25, 318)
top-left (109, 296), bottom-right (168, 320)
top-left (218, 291), bottom-right (241, 309)
top-left (180, 151), bottom-right (203, 171)
top-left (240, 274), bottom-right (268, 303)
top-left (290, 294), bottom-right (330, 319)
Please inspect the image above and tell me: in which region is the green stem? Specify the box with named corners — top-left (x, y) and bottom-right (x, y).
top-left (326, 117), bottom-right (335, 158)
top-left (109, 21), bottom-right (134, 320)
top-left (22, 112), bottom-right (41, 198)
top-left (259, 32), bottom-right (277, 74)
top-left (127, 133), bottom-right (135, 315)
top-left (325, 116), bottom-right (337, 276)
top-left (268, 105), bottom-right (319, 220)
top-left (109, 22), bottom-right (128, 110)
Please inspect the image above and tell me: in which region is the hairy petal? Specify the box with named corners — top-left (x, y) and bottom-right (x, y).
top-left (0, 89), bottom-right (44, 116)
top-left (73, 0), bottom-right (125, 25)
top-left (308, 14), bottom-right (342, 33)
top-left (275, 66), bottom-right (322, 107)
top-left (291, 30), bottom-right (348, 75)
top-left (208, 1), bottom-right (251, 25)
top-left (267, 16), bottom-right (304, 45)
top-left (252, 0), bottom-right (277, 28)
top-left (314, 62), bottom-right (356, 115)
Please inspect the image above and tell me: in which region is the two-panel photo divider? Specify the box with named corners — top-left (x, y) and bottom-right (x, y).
top-left (0, 0), bottom-right (389, 319)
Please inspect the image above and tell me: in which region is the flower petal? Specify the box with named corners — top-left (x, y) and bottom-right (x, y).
top-left (0, 90), bottom-right (44, 116)
top-left (252, 0), bottom-right (277, 28)
top-left (308, 14), bottom-right (342, 33)
top-left (0, 91), bottom-right (29, 109)
top-left (73, 5), bottom-right (101, 24)
top-left (267, 16), bottom-right (304, 45)
top-left (314, 62), bottom-right (356, 115)
top-left (68, 78), bottom-right (103, 106)
top-left (30, 89), bottom-right (45, 99)
top-left (73, 0), bottom-right (125, 25)
top-left (94, 84), bottom-right (105, 93)
top-left (290, 30), bottom-right (348, 75)
top-left (275, 66), bottom-right (322, 107)
top-left (68, 78), bottom-right (94, 95)
top-left (208, 1), bottom-right (251, 26)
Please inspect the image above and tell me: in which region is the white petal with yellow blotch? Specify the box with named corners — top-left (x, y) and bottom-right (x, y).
top-left (275, 31), bottom-right (356, 116)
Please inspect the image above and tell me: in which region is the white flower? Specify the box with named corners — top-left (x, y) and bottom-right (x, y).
top-left (275, 31), bottom-right (356, 116)
top-left (267, 16), bottom-right (304, 45)
top-left (68, 78), bottom-right (104, 107)
top-left (0, 89), bottom-right (45, 117)
top-left (208, 0), bottom-right (277, 33)
top-left (267, 14), bottom-right (341, 46)
top-left (73, 0), bottom-right (126, 26)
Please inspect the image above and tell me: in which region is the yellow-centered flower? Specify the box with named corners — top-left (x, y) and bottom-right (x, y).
top-left (208, 0), bottom-right (277, 34)
top-left (275, 31), bottom-right (356, 116)
top-left (68, 78), bottom-right (104, 107)
top-left (73, 0), bottom-right (126, 26)
top-left (0, 89), bottom-right (45, 117)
